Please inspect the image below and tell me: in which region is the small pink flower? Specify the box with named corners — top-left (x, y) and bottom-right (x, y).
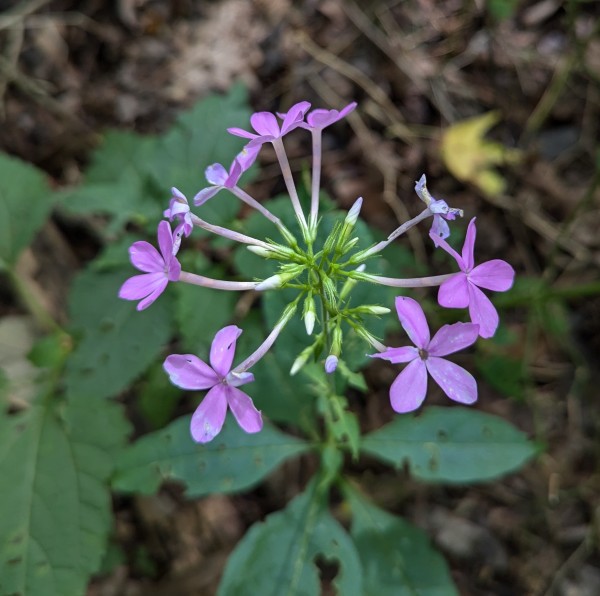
top-left (164, 187), bottom-right (193, 243)
top-left (302, 102), bottom-right (357, 130)
top-left (164, 326), bottom-right (262, 443)
top-left (119, 220), bottom-right (181, 311)
top-left (193, 145), bottom-right (260, 206)
top-left (227, 101), bottom-right (311, 148)
top-left (431, 218), bottom-right (515, 338)
top-left (372, 297), bottom-right (479, 413)
top-left (414, 174), bottom-right (462, 240)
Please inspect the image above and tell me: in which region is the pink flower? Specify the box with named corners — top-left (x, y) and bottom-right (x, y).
top-left (371, 296), bottom-right (479, 413)
top-left (431, 218), bottom-right (515, 338)
top-left (164, 326), bottom-right (262, 443)
top-left (302, 102), bottom-right (357, 130)
top-left (193, 145), bottom-right (260, 206)
top-left (227, 101), bottom-right (311, 148)
top-left (164, 187), bottom-right (193, 244)
top-left (119, 220), bottom-right (181, 311)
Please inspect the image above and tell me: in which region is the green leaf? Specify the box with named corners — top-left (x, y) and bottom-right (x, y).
top-left (218, 479), bottom-right (363, 596)
top-left (0, 396), bottom-right (130, 595)
top-left (344, 485), bottom-right (458, 596)
top-left (65, 269), bottom-right (174, 399)
top-left (137, 363), bottom-right (181, 429)
top-left (361, 406), bottom-right (537, 483)
top-left (0, 152), bottom-right (53, 265)
top-left (148, 84), bottom-right (256, 228)
top-left (113, 416), bottom-right (311, 497)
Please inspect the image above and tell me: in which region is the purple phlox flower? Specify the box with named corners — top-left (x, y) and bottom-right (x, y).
top-left (164, 187), bottom-right (193, 249)
top-left (371, 296), bottom-right (479, 413)
top-left (193, 145), bottom-right (260, 206)
top-left (227, 101), bottom-right (311, 148)
top-left (431, 218), bottom-right (515, 339)
top-left (415, 174), bottom-right (463, 240)
top-left (119, 220), bottom-right (181, 311)
top-left (163, 325), bottom-right (262, 443)
top-left (301, 102), bottom-right (357, 131)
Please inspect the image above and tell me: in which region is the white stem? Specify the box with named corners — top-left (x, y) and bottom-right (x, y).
top-left (366, 273), bottom-right (455, 288)
top-left (179, 271), bottom-right (259, 291)
top-left (231, 186), bottom-right (283, 226)
top-left (309, 129), bottom-right (322, 232)
top-left (190, 214), bottom-right (271, 248)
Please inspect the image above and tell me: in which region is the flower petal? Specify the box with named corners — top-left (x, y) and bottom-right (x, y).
top-left (119, 272), bottom-right (164, 301)
top-left (461, 218), bottom-right (477, 271)
top-left (426, 356), bottom-right (477, 405)
top-left (190, 385), bottom-right (228, 443)
top-left (166, 256), bottom-right (181, 281)
top-left (470, 260), bottom-right (515, 292)
top-left (389, 359), bottom-right (428, 413)
top-left (227, 127), bottom-right (257, 140)
top-left (251, 111), bottom-right (280, 137)
top-left (163, 354), bottom-right (219, 390)
top-left (205, 163), bottom-right (228, 186)
top-left (428, 322), bottom-right (480, 357)
top-left (193, 186), bottom-right (221, 206)
top-left (430, 215), bottom-right (450, 240)
top-left (371, 346), bottom-right (418, 364)
top-left (280, 101), bottom-right (311, 134)
top-left (438, 273), bottom-right (470, 309)
top-left (429, 231), bottom-right (465, 270)
top-left (136, 278), bottom-right (169, 310)
top-left (210, 325), bottom-right (242, 376)
top-left (226, 386), bottom-right (263, 434)
top-left (129, 241), bottom-right (163, 273)
top-left (468, 283), bottom-right (499, 338)
top-left (157, 220), bottom-right (175, 261)
top-left (394, 296), bottom-right (430, 348)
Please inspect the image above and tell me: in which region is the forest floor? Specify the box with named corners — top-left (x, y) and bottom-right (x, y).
top-left (1, 0), bottom-right (600, 594)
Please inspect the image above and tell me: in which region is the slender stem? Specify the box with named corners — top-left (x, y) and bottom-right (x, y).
top-left (309, 129), bottom-right (322, 233)
top-left (350, 272), bottom-right (455, 288)
top-left (190, 214), bottom-right (271, 248)
top-left (231, 303), bottom-right (297, 373)
top-left (354, 207), bottom-right (433, 260)
top-left (179, 271), bottom-right (259, 291)
top-left (230, 186), bottom-right (283, 227)
top-left (272, 138), bottom-right (309, 233)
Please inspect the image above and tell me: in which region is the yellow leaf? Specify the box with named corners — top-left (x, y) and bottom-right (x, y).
top-left (440, 112), bottom-right (522, 196)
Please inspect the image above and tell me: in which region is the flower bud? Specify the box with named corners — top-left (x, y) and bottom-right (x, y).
top-left (353, 305), bottom-right (391, 315)
top-left (302, 294), bottom-right (317, 335)
top-left (256, 265), bottom-right (305, 291)
top-left (325, 355), bottom-right (339, 374)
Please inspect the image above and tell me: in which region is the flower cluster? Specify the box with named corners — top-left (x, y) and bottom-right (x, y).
top-left (120, 100), bottom-right (515, 443)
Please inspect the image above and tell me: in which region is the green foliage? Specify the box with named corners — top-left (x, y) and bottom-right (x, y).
top-left (60, 84), bottom-right (255, 236)
top-left (112, 416), bottom-right (311, 497)
top-left (65, 269), bottom-right (174, 399)
top-left (0, 153), bottom-right (53, 266)
top-left (361, 406), bottom-right (537, 483)
top-left (344, 485), bottom-right (458, 596)
top-left (218, 478), bottom-right (363, 596)
top-left (0, 395), bottom-right (130, 596)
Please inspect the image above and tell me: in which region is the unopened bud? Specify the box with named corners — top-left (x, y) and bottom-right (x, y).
top-left (256, 265), bottom-right (305, 291)
top-left (344, 197), bottom-right (363, 227)
top-left (354, 305), bottom-right (391, 316)
top-left (290, 344), bottom-right (314, 376)
top-left (303, 295), bottom-right (317, 335)
top-left (325, 355), bottom-right (339, 374)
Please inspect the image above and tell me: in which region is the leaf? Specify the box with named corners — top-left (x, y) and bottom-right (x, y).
top-left (148, 84), bottom-right (256, 228)
top-left (65, 269), bottom-right (174, 399)
top-left (0, 152), bottom-right (53, 266)
top-left (361, 406), bottom-right (537, 483)
top-left (112, 416), bottom-right (311, 497)
top-left (441, 112), bottom-right (521, 196)
top-left (0, 396), bottom-right (130, 596)
top-left (344, 485), bottom-right (458, 596)
top-left (218, 479), bottom-right (363, 596)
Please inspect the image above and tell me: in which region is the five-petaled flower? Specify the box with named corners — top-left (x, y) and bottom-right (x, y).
top-left (163, 326), bottom-right (262, 443)
top-left (227, 101), bottom-right (311, 148)
top-left (300, 102), bottom-right (357, 131)
top-left (431, 218), bottom-right (515, 338)
top-left (371, 297), bottom-right (480, 413)
top-left (119, 220), bottom-right (181, 311)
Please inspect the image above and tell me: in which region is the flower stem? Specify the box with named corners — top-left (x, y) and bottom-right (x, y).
top-left (179, 271), bottom-right (259, 291)
top-left (190, 214), bottom-right (272, 248)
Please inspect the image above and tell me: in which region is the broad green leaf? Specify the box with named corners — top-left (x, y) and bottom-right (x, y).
top-left (362, 406), bottom-right (537, 483)
top-left (344, 486), bottom-right (457, 596)
top-left (0, 396), bottom-right (130, 596)
top-left (441, 112), bottom-right (521, 196)
top-left (112, 416), bottom-right (311, 497)
top-left (148, 84), bottom-right (256, 227)
top-left (65, 269), bottom-right (174, 399)
top-left (218, 479), bottom-right (363, 596)
top-left (0, 152), bottom-right (53, 265)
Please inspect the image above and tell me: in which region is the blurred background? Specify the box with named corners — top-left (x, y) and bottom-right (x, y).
top-left (1, 0), bottom-right (599, 594)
